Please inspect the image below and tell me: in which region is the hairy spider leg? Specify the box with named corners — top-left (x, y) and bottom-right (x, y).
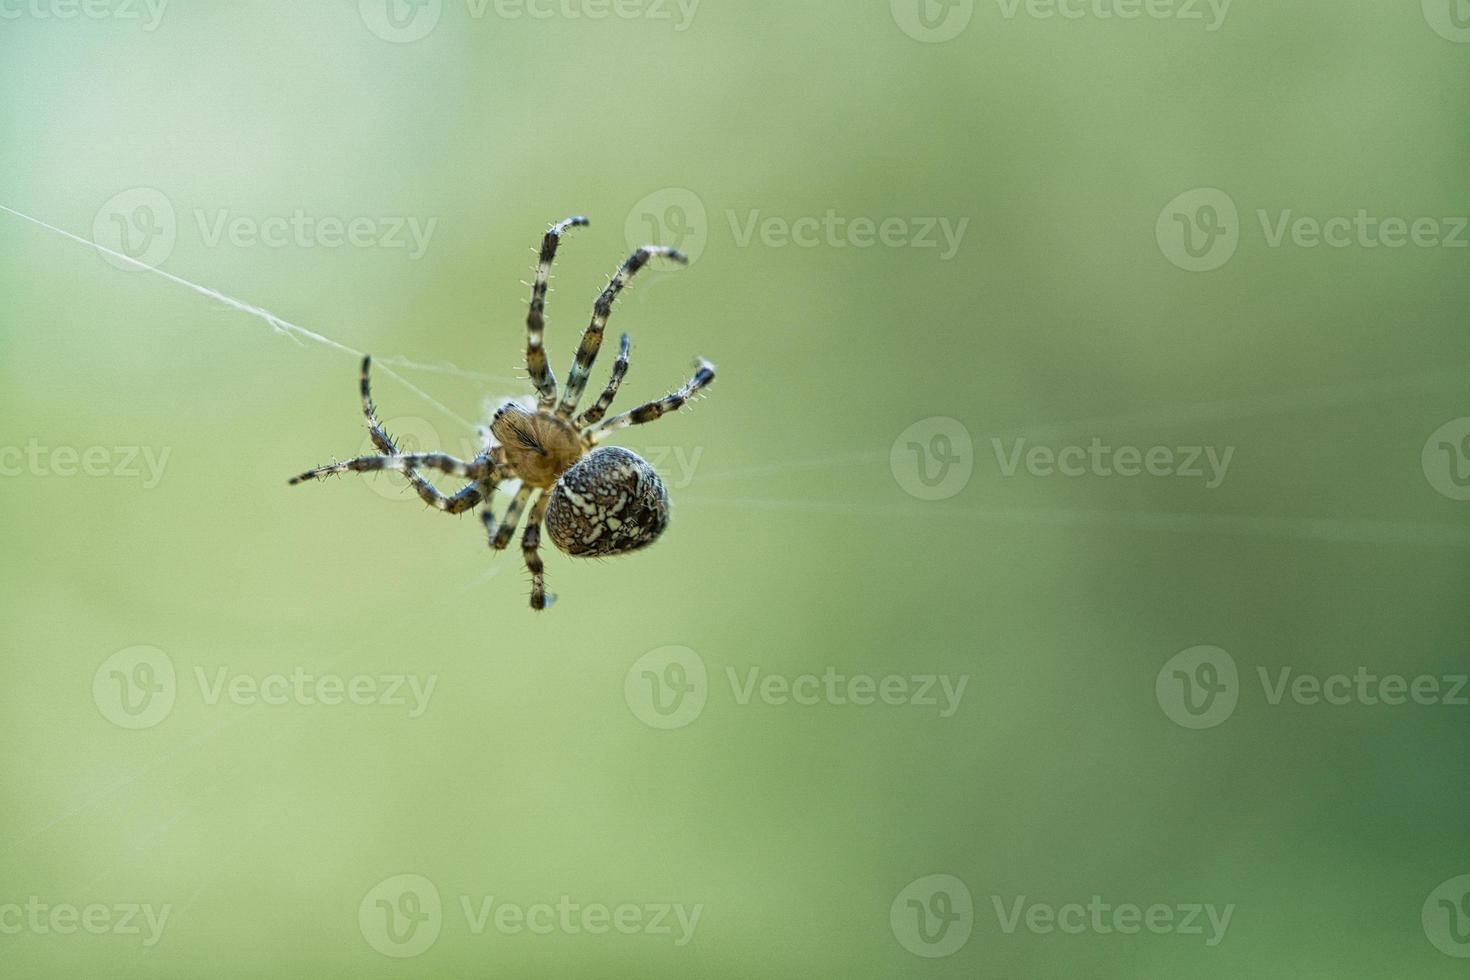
top-left (557, 246), bottom-right (685, 419)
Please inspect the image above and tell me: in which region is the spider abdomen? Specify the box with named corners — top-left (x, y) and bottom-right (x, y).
top-left (545, 446), bottom-right (670, 557)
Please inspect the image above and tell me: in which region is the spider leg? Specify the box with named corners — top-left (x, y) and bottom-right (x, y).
top-left (356, 354), bottom-right (443, 503)
top-left (289, 452), bottom-right (490, 485)
top-left (522, 492), bottom-right (553, 610)
top-left (556, 245), bottom-right (686, 419)
top-left (526, 216), bottom-right (588, 410)
top-left (489, 484), bottom-right (534, 550)
top-left (573, 332), bottom-right (631, 429)
top-left (288, 356), bottom-right (492, 514)
top-left (588, 359), bottom-right (716, 445)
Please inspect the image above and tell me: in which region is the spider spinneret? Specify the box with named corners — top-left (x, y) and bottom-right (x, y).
top-left (288, 215), bottom-right (716, 610)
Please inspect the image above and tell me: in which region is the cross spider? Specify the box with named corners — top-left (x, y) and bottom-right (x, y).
top-left (289, 216), bottom-right (716, 610)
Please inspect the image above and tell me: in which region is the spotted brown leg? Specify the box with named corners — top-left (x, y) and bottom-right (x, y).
top-left (522, 493), bottom-right (553, 609)
top-left (574, 332), bottom-right (631, 429)
top-left (490, 484), bottom-right (534, 550)
top-left (589, 359), bottom-right (715, 444)
top-left (288, 355), bottom-right (492, 514)
top-left (527, 216), bottom-right (588, 409)
top-left (556, 246), bottom-right (685, 419)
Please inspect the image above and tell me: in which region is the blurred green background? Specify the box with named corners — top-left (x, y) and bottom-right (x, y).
top-left (2, 1), bottom-right (1469, 976)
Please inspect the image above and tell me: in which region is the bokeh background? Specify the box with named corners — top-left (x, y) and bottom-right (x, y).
top-left (2, 1), bottom-right (1469, 976)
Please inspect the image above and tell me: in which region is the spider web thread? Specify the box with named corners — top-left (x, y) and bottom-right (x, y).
top-left (0, 202), bottom-right (485, 429)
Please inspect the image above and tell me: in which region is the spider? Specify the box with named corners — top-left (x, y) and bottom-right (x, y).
top-left (288, 216), bottom-right (716, 610)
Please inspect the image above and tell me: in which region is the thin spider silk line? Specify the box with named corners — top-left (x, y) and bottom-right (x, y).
top-left (676, 496), bottom-right (1470, 549)
top-left (0, 202), bottom-right (480, 429)
top-left (688, 365), bottom-right (1470, 486)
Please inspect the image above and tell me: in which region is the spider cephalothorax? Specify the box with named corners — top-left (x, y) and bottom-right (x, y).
top-left (289, 216), bottom-right (716, 609)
